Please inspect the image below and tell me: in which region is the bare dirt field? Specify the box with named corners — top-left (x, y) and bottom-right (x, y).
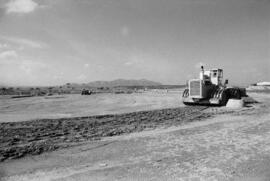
top-left (0, 91), bottom-right (182, 123)
top-left (1, 92), bottom-right (270, 181)
top-left (0, 106), bottom-right (209, 162)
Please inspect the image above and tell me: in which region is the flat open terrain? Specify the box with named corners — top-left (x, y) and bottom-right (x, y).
top-left (1, 92), bottom-right (270, 180)
top-left (0, 90), bottom-right (182, 123)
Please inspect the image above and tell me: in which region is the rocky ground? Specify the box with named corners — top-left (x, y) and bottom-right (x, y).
top-left (0, 92), bottom-right (270, 181)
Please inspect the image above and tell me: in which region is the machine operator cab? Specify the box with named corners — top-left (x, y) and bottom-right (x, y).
top-left (199, 66), bottom-right (223, 86)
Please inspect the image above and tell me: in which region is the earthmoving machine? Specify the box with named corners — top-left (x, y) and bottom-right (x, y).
top-left (182, 66), bottom-right (246, 106)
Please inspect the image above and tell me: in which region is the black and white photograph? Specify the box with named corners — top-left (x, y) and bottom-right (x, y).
top-left (0, 0), bottom-right (269, 180)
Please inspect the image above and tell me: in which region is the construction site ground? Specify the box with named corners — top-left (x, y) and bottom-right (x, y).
top-left (1, 92), bottom-right (270, 181)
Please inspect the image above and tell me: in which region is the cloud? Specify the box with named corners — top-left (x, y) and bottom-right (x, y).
top-left (84, 63), bottom-right (89, 68)
top-left (77, 74), bottom-right (87, 81)
top-left (121, 26), bottom-right (130, 37)
top-left (5, 0), bottom-right (38, 14)
top-left (0, 36), bottom-right (46, 49)
top-left (19, 60), bottom-right (47, 74)
top-left (0, 43), bottom-right (8, 49)
top-left (0, 59), bottom-right (49, 86)
top-left (0, 50), bottom-right (18, 60)
top-left (52, 72), bottom-right (64, 80)
top-left (124, 54), bottom-right (144, 66)
top-left (0, 50), bottom-right (47, 74)
top-left (124, 61), bottom-right (133, 66)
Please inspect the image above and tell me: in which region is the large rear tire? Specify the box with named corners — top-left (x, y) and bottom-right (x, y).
top-left (220, 89), bottom-right (228, 106)
top-left (212, 88), bottom-right (228, 106)
top-left (231, 88), bottom-right (241, 99)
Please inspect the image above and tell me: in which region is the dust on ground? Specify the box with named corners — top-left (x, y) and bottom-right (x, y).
top-left (1, 92), bottom-right (270, 181)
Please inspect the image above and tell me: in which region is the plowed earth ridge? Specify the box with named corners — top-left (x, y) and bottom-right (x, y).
top-left (0, 106), bottom-right (210, 161)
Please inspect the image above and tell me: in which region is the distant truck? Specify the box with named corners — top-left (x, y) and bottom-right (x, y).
top-left (182, 66), bottom-right (246, 106)
top-left (81, 89), bottom-right (93, 95)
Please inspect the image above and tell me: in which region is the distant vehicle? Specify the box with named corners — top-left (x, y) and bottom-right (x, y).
top-left (182, 66), bottom-right (246, 106)
top-left (81, 89), bottom-right (93, 95)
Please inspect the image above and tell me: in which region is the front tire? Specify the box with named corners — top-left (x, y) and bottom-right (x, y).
top-left (182, 89), bottom-right (189, 98)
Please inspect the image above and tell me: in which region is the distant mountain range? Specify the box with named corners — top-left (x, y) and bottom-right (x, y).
top-left (81, 79), bottom-right (162, 87)
top-left (0, 79), bottom-right (166, 88)
top-left (1, 79), bottom-right (185, 95)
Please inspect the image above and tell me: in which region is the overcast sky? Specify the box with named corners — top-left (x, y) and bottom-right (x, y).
top-left (0, 0), bottom-right (269, 86)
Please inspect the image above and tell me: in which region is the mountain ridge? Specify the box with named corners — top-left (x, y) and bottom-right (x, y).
top-left (82, 79), bottom-right (162, 87)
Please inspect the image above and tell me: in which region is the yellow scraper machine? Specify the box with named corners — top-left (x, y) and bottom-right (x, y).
top-left (182, 66), bottom-right (246, 106)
